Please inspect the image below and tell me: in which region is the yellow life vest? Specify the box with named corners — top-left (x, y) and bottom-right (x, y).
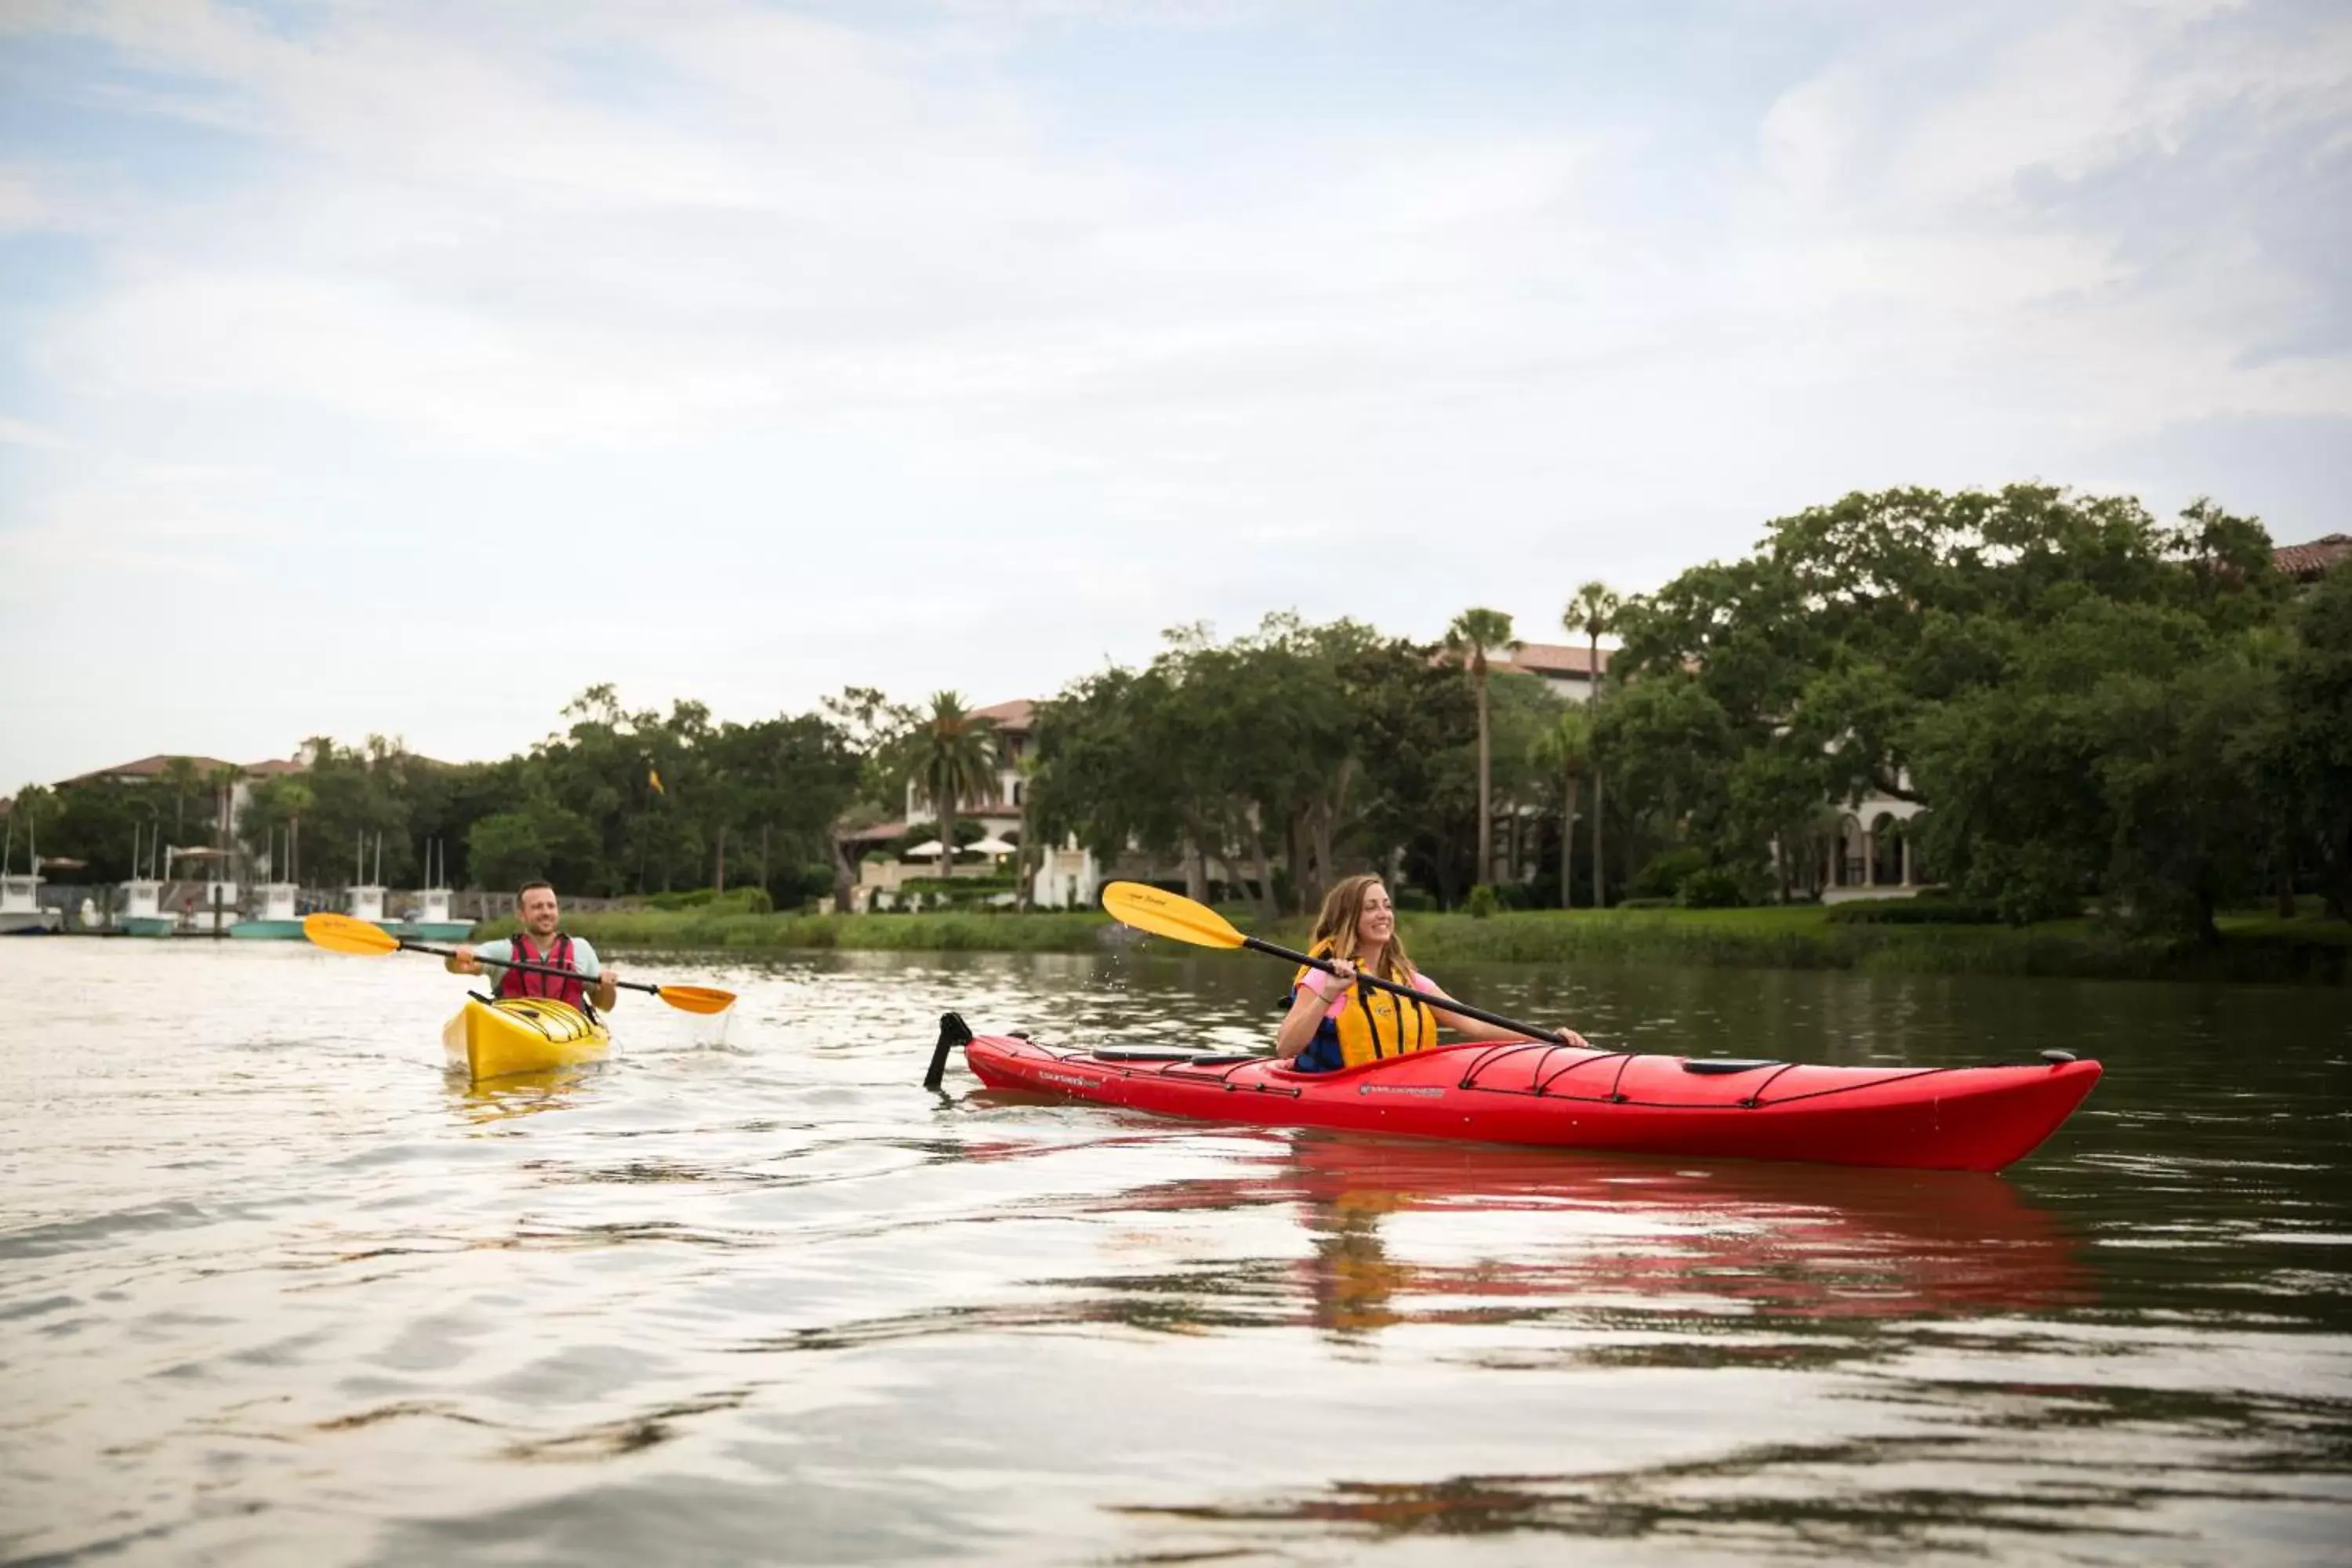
top-left (1293, 946), bottom-right (1440, 1069)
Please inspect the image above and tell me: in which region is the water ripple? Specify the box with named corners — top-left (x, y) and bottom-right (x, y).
top-left (1, 941), bottom-right (2347, 1564)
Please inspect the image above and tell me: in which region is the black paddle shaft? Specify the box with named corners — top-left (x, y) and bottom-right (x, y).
top-left (1247, 935), bottom-right (1567, 1044)
top-left (395, 936), bottom-right (663, 1000)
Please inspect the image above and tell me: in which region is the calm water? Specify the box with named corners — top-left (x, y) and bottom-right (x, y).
top-left (2, 940), bottom-right (2348, 1566)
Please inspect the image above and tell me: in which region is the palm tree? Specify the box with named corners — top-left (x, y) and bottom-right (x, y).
top-left (276, 779), bottom-right (314, 885)
top-left (901, 691), bottom-right (999, 880)
top-left (204, 764), bottom-right (242, 851)
top-left (1563, 582), bottom-right (1621, 908)
top-left (1444, 608), bottom-right (1519, 889)
top-left (1011, 751), bottom-right (1044, 911)
top-left (1531, 709), bottom-right (1593, 909)
top-left (159, 755), bottom-right (203, 839)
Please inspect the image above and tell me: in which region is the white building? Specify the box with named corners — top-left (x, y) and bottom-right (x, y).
top-left (1817, 790), bottom-right (1929, 903)
top-left (844, 699), bottom-right (1105, 911)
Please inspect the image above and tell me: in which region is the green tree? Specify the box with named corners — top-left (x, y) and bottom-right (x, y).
top-left (1563, 582), bottom-right (1621, 906)
top-left (3, 784), bottom-right (54, 872)
top-left (819, 687), bottom-right (916, 911)
top-left (2268, 565), bottom-right (2352, 916)
top-left (158, 756), bottom-right (203, 840)
top-left (1033, 618), bottom-right (1446, 912)
top-left (285, 740), bottom-right (414, 887)
top-left (27, 778), bottom-right (158, 883)
top-left (702, 713), bottom-right (865, 905)
top-left (204, 764), bottom-right (242, 852)
top-left (466, 799), bottom-right (601, 892)
top-left (1011, 751), bottom-right (1043, 911)
top-left (1612, 485), bottom-right (2294, 932)
top-left (895, 692), bottom-right (999, 881)
top-left (1530, 708), bottom-right (1592, 909)
top-left (238, 775), bottom-right (316, 880)
top-left (1444, 608), bottom-right (1519, 890)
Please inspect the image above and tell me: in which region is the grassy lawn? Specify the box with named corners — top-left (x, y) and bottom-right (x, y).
top-left (470, 900), bottom-right (2348, 984)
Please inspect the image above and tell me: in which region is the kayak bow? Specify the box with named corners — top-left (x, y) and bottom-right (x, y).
top-left (445, 995), bottom-right (612, 1082)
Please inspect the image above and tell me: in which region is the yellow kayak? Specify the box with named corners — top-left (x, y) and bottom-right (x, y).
top-left (442, 996), bottom-right (612, 1082)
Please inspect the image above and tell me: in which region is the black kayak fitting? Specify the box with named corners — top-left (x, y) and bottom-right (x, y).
top-left (926, 1012), bottom-right (974, 1090)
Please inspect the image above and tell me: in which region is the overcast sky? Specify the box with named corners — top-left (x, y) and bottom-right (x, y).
top-left (3, 0), bottom-right (2347, 789)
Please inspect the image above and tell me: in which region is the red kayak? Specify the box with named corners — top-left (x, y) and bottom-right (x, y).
top-left (931, 1015), bottom-right (2102, 1173)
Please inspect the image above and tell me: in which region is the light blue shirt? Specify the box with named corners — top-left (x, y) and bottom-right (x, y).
top-left (474, 935), bottom-right (602, 982)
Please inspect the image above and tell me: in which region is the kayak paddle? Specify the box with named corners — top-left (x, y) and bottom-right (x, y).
top-left (301, 912), bottom-right (737, 1014)
top-left (1098, 881), bottom-right (1566, 1044)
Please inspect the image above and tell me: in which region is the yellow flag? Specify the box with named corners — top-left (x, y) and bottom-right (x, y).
top-left (648, 767), bottom-right (666, 796)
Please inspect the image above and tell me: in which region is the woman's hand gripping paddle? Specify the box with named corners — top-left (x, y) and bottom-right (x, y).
top-left (1098, 881), bottom-right (1566, 1044)
top-left (301, 912), bottom-right (736, 1014)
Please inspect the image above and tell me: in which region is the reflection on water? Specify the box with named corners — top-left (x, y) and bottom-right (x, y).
top-left (961, 1134), bottom-right (2096, 1341)
top-left (1, 940), bottom-right (2347, 1565)
top-left (455, 1065), bottom-right (603, 1123)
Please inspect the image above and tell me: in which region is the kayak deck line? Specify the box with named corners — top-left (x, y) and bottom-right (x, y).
top-left (927, 1012), bottom-right (2104, 1173)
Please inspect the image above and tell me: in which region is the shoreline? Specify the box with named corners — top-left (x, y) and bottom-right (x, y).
top-left (471, 906), bottom-right (2352, 985)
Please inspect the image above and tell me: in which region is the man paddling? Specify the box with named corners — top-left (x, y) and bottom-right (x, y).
top-left (447, 881), bottom-right (619, 1014)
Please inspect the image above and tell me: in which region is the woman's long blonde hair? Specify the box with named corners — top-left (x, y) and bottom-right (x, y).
top-left (1309, 875), bottom-right (1415, 982)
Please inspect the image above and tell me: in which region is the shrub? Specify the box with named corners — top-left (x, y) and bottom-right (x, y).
top-left (1629, 846), bottom-right (1709, 901)
top-left (1465, 884), bottom-right (1501, 919)
top-left (644, 885), bottom-right (771, 913)
top-left (1392, 887), bottom-right (1438, 913)
top-left (768, 863), bottom-right (834, 909)
top-left (1675, 866), bottom-right (1748, 909)
top-left (1614, 896), bottom-right (1678, 910)
top-left (899, 875), bottom-right (1016, 896)
top-left (1824, 898), bottom-right (2005, 925)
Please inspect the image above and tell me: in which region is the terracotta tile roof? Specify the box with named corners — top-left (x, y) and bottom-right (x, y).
top-left (1499, 641), bottom-right (1612, 678)
top-left (65, 753), bottom-right (238, 784)
top-left (59, 753), bottom-right (309, 786)
top-left (1436, 641), bottom-right (1612, 680)
top-left (972, 699), bottom-right (1036, 730)
top-left (2276, 534), bottom-right (2352, 582)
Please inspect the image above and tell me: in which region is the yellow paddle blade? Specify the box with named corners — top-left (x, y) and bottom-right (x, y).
top-left (655, 985), bottom-right (736, 1016)
top-left (1100, 880), bottom-right (1246, 949)
top-left (303, 911), bottom-right (400, 956)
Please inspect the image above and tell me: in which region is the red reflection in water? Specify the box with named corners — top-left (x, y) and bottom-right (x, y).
top-left (978, 1132), bottom-right (2095, 1329)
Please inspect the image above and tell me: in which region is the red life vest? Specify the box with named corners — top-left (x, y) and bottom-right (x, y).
top-left (496, 931), bottom-right (587, 1011)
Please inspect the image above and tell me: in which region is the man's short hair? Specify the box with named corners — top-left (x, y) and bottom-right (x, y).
top-left (516, 880), bottom-right (556, 903)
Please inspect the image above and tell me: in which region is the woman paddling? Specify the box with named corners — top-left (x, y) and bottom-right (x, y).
top-left (1273, 875), bottom-right (1587, 1073)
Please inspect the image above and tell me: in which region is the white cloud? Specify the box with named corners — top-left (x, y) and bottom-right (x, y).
top-left (0, 414), bottom-right (67, 448)
top-left (0, 0), bottom-right (2346, 782)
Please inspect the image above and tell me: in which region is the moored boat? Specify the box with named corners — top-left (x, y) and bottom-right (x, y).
top-left (390, 885), bottom-right (472, 942)
top-left (934, 1016), bottom-right (2101, 1174)
top-left (0, 862), bottom-right (61, 935)
top-left (443, 995), bottom-right (612, 1082)
top-left (228, 880), bottom-right (305, 939)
